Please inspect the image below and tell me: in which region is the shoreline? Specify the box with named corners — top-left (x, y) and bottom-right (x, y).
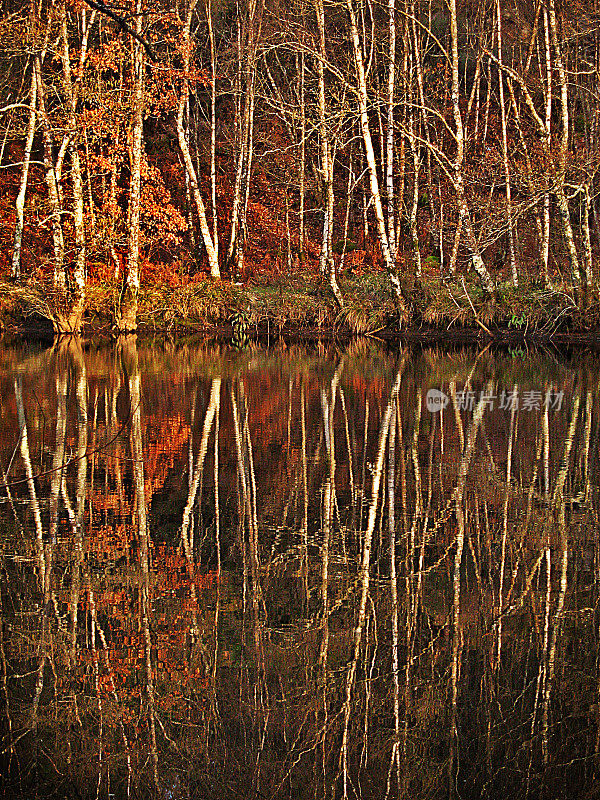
top-left (1, 273), bottom-right (599, 347)
top-left (3, 321), bottom-right (600, 351)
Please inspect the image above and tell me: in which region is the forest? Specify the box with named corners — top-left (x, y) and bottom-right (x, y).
top-left (0, 0), bottom-right (599, 335)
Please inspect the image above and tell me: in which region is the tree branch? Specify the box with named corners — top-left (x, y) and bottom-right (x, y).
top-left (80, 0), bottom-right (157, 62)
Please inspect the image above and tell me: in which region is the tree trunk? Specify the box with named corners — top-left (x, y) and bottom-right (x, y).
top-left (11, 68), bottom-right (37, 283)
top-left (177, 0), bottom-right (220, 279)
top-left (314, 0), bottom-right (343, 306)
top-left (207, 0), bottom-right (219, 257)
top-left (298, 48), bottom-right (306, 265)
top-left (407, 54), bottom-right (421, 279)
top-left (35, 58), bottom-right (66, 291)
top-left (547, 0), bottom-right (580, 286)
top-left (386, 0), bottom-right (396, 262)
top-left (227, 0), bottom-right (260, 277)
top-left (496, 0), bottom-right (518, 287)
top-left (346, 0), bottom-right (408, 313)
top-left (118, 0), bottom-right (144, 334)
top-left (54, 3), bottom-right (95, 334)
top-left (448, 0), bottom-right (494, 295)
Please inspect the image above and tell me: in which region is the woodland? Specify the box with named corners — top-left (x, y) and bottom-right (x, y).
top-left (0, 0), bottom-right (600, 336)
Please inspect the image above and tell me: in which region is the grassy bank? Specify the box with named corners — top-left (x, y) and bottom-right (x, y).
top-left (1, 271), bottom-right (599, 342)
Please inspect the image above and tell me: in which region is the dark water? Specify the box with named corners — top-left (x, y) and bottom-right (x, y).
top-left (0, 338), bottom-right (599, 799)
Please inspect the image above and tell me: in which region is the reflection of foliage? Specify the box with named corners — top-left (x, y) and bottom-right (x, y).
top-left (1, 342), bottom-right (599, 799)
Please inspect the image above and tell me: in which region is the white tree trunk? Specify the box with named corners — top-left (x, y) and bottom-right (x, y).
top-left (314, 0), bottom-right (343, 305)
top-left (119, 13), bottom-right (144, 333)
top-left (449, 0), bottom-right (494, 294)
top-left (496, 0), bottom-right (518, 287)
top-left (386, 0), bottom-right (396, 262)
top-left (547, 0), bottom-right (580, 285)
top-left (35, 59), bottom-right (66, 290)
top-left (346, 0), bottom-right (392, 271)
top-left (177, 0), bottom-right (220, 278)
top-left (11, 69), bottom-right (37, 282)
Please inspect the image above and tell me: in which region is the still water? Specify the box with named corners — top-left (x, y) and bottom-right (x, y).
top-left (0, 338), bottom-right (598, 799)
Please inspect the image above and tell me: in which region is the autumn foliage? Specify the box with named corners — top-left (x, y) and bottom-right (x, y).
top-left (1, 0), bottom-right (599, 333)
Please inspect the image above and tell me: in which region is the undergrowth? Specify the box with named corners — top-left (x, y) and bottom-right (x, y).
top-left (1, 272), bottom-right (599, 337)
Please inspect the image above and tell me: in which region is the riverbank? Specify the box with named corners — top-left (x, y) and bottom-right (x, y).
top-left (1, 271), bottom-right (599, 343)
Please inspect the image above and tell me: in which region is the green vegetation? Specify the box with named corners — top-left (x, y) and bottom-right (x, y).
top-left (2, 272), bottom-right (599, 340)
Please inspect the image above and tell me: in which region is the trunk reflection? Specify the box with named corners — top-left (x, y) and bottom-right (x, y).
top-left (0, 342), bottom-right (598, 799)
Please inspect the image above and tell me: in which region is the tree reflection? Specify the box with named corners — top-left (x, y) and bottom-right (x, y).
top-left (0, 343), bottom-right (599, 798)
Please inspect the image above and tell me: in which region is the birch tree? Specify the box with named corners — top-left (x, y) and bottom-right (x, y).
top-left (11, 68), bottom-right (37, 283)
top-left (117, 0), bottom-right (144, 332)
top-left (313, 0), bottom-right (343, 306)
top-left (345, 0), bottom-right (408, 311)
top-left (447, 0), bottom-right (495, 295)
top-left (177, 0), bottom-right (221, 279)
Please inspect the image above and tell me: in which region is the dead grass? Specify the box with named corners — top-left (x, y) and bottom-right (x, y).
top-left (0, 279), bottom-right (58, 328)
top-left (415, 276), bottom-right (600, 334)
top-left (136, 279), bottom-right (240, 330)
top-left (2, 272), bottom-right (599, 337)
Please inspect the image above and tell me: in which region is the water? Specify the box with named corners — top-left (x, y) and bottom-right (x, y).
top-left (0, 338), bottom-right (599, 799)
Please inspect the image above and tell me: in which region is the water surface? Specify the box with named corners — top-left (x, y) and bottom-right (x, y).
top-left (0, 338), bottom-right (598, 799)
